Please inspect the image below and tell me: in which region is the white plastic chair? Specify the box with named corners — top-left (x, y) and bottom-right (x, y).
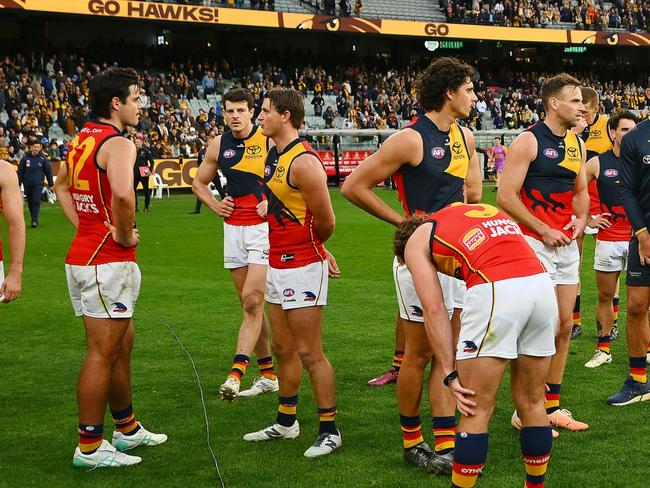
top-left (151, 173), bottom-right (170, 199)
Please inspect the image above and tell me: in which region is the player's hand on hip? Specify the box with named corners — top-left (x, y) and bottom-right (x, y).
top-left (216, 196), bottom-right (235, 218)
top-left (0, 273), bottom-right (21, 303)
top-left (587, 213), bottom-right (611, 230)
top-left (449, 378), bottom-right (477, 417)
top-left (325, 249), bottom-right (340, 278)
top-left (256, 199), bottom-right (268, 218)
top-left (541, 227), bottom-right (571, 247)
top-left (104, 221), bottom-right (140, 248)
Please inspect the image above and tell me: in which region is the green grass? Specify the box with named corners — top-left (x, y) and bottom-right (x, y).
top-left (0, 185), bottom-right (647, 487)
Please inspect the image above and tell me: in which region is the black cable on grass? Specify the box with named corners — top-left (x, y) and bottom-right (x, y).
top-left (141, 305), bottom-right (226, 488)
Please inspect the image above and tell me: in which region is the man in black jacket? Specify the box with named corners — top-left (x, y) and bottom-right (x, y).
top-left (18, 140), bottom-right (53, 228)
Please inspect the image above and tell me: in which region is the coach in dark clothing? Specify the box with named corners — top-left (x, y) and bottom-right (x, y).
top-left (134, 137), bottom-right (155, 212)
top-left (18, 140), bottom-right (53, 228)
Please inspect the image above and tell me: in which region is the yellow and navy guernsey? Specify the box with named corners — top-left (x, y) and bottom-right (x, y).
top-left (394, 115), bottom-right (471, 216)
top-left (579, 113), bottom-right (613, 214)
top-left (580, 113), bottom-right (613, 161)
top-left (218, 125), bottom-right (270, 226)
top-left (520, 122), bottom-right (583, 241)
top-left (264, 137), bottom-right (326, 269)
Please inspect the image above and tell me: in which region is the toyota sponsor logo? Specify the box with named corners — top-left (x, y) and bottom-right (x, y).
top-left (643, 155), bottom-right (650, 165)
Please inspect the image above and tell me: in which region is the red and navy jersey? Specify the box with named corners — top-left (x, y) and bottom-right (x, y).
top-left (264, 138), bottom-right (326, 269)
top-left (65, 120), bottom-right (136, 266)
top-left (596, 150), bottom-right (631, 241)
top-left (425, 203), bottom-right (545, 289)
top-left (520, 122), bottom-right (582, 240)
top-left (579, 114), bottom-right (612, 216)
top-left (218, 125), bottom-right (270, 226)
top-left (393, 116), bottom-right (471, 217)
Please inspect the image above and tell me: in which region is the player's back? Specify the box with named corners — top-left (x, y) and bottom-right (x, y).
top-left (427, 203), bottom-right (545, 288)
top-left (65, 120), bottom-right (136, 266)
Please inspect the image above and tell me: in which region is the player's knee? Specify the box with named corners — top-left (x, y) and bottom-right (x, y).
top-left (297, 348), bottom-right (322, 369)
top-left (241, 292), bottom-right (264, 316)
top-left (271, 340), bottom-right (291, 360)
top-left (404, 350), bottom-right (432, 369)
top-left (597, 289), bottom-right (614, 303)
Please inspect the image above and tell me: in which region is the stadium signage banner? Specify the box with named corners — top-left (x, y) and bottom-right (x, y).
top-left (152, 158), bottom-right (197, 189)
top-left (317, 150), bottom-right (371, 177)
top-left (2, 0), bottom-right (650, 46)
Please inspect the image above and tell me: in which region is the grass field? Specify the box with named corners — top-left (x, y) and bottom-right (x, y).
top-left (1, 185), bottom-right (648, 488)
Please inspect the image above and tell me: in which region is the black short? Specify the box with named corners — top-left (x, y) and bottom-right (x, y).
top-left (626, 237), bottom-right (650, 286)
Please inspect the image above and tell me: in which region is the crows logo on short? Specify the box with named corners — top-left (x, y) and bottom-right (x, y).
top-left (463, 340), bottom-right (478, 353)
top-left (303, 291), bottom-right (317, 302)
top-left (112, 302), bottom-right (128, 313)
top-left (520, 122), bottom-right (582, 240)
top-left (410, 305), bottom-right (424, 317)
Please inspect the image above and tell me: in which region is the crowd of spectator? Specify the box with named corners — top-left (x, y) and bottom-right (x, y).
top-left (442, 0), bottom-right (650, 32)
top-left (2, 47), bottom-right (650, 169)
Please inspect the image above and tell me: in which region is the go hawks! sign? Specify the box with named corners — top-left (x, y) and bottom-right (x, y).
top-left (1, 0), bottom-right (650, 45)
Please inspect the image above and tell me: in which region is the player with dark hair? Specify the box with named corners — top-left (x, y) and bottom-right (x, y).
top-left (498, 73), bottom-right (590, 432)
top-left (243, 88), bottom-right (341, 458)
top-left (394, 203), bottom-right (557, 488)
top-left (192, 87), bottom-right (277, 400)
top-left (583, 111), bottom-right (638, 368)
top-left (342, 57), bottom-right (482, 473)
top-left (55, 67), bottom-right (167, 468)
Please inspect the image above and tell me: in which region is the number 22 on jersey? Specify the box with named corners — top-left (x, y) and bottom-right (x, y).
top-left (67, 135), bottom-right (96, 191)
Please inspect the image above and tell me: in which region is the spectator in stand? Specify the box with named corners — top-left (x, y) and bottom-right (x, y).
top-left (323, 106), bottom-right (336, 128)
top-left (312, 92), bottom-right (324, 116)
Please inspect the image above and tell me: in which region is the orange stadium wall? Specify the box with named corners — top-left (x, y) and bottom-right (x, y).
top-left (2, 0), bottom-right (650, 46)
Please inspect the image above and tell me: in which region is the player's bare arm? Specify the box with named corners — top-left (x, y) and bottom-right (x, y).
top-left (54, 162), bottom-right (79, 228)
top-left (461, 127), bottom-right (483, 203)
top-left (292, 153), bottom-right (335, 242)
top-left (584, 156), bottom-right (611, 230)
top-left (0, 160), bottom-right (25, 303)
top-left (566, 138), bottom-right (589, 239)
top-left (404, 222), bottom-right (476, 416)
top-left (100, 136), bottom-right (139, 247)
top-left (497, 131), bottom-right (570, 247)
top-left (341, 130), bottom-right (422, 226)
top-left (192, 135), bottom-right (235, 218)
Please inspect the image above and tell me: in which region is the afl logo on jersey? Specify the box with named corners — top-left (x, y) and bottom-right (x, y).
top-left (264, 165), bottom-right (272, 177)
top-left (431, 147), bottom-right (446, 159)
top-left (543, 148), bottom-right (559, 159)
top-left (604, 169), bottom-right (618, 177)
top-left (246, 145), bottom-right (262, 156)
top-left (223, 149), bottom-right (236, 159)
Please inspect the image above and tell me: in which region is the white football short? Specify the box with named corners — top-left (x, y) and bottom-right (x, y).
top-left (393, 256), bottom-right (466, 322)
top-left (265, 260), bottom-right (328, 310)
top-left (524, 236), bottom-right (579, 285)
top-left (65, 262), bottom-right (141, 319)
top-left (594, 239), bottom-right (628, 272)
top-left (223, 222), bottom-right (269, 269)
top-left (456, 273), bottom-right (558, 360)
